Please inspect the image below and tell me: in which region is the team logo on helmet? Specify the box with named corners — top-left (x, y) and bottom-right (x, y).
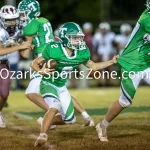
top-left (18, 0), bottom-right (40, 26)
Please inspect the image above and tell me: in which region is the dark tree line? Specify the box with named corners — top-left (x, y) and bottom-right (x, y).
top-left (1, 0), bottom-right (146, 29)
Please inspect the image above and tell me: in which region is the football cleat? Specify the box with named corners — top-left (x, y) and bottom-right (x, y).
top-left (34, 133), bottom-right (48, 147)
top-left (96, 123), bottom-right (108, 142)
top-left (0, 112), bottom-right (6, 128)
top-left (37, 117), bottom-right (56, 130)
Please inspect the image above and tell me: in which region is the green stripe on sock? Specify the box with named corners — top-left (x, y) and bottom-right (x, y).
top-left (65, 98), bottom-right (74, 119)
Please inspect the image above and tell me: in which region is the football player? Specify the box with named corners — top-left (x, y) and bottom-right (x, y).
top-left (96, 0), bottom-right (150, 142)
top-left (18, 0), bottom-right (95, 127)
top-left (31, 22), bottom-right (118, 147)
top-left (0, 5), bottom-right (31, 128)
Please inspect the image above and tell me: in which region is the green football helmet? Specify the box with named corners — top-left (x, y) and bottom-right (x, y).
top-left (18, 0), bottom-right (40, 26)
top-left (58, 22), bottom-right (86, 50)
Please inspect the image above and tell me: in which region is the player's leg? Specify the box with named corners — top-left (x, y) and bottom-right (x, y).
top-left (35, 82), bottom-right (64, 147)
top-left (96, 72), bottom-right (141, 141)
top-left (25, 77), bottom-right (49, 111)
top-left (26, 77), bottom-right (93, 126)
top-left (35, 108), bottom-right (59, 147)
top-left (26, 77), bottom-right (63, 129)
top-left (71, 96), bottom-right (94, 127)
top-left (0, 63), bottom-right (10, 128)
top-left (58, 86), bottom-right (76, 124)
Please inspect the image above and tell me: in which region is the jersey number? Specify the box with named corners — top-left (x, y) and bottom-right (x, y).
top-left (51, 44), bottom-right (58, 48)
top-left (43, 22), bottom-right (52, 43)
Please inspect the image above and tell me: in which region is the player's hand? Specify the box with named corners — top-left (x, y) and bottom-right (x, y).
top-left (18, 41), bottom-right (31, 50)
top-left (29, 44), bottom-right (35, 51)
top-left (39, 63), bottom-right (55, 75)
top-left (10, 40), bottom-right (16, 46)
top-left (111, 55), bottom-right (119, 64)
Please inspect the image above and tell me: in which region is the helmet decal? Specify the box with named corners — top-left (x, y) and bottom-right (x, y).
top-left (59, 28), bottom-right (67, 38)
top-left (28, 2), bottom-right (37, 11)
top-left (0, 5), bottom-right (19, 29)
top-left (18, 0), bottom-right (40, 26)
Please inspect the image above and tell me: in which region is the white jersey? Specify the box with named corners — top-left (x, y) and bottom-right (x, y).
top-left (0, 28), bottom-right (10, 60)
top-left (0, 26), bottom-right (22, 61)
top-left (114, 34), bottom-right (130, 54)
top-left (93, 32), bottom-right (115, 61)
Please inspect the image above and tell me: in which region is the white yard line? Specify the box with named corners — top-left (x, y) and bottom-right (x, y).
top-left (12, 112), bottom-right (33, 120)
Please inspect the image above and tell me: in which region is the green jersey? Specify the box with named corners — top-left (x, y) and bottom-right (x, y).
top-left (42, 42), bottom-right (90, 87)
top-left (117, 9), bottom-right (150, 72)
top-left (23, 17), bottom-right (54, 57)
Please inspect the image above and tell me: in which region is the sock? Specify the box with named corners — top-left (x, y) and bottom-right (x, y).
top-left (39, 133), bottom-right (48, 139)
top-left (81, 111), bottom-right (90, 119)
top-left (101, 119), bottom-right (110, 128)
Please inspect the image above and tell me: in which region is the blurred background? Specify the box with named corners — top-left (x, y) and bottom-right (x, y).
top-left (1, 0), bottom-right (147, 90)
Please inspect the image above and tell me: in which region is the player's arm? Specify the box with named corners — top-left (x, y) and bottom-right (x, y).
top-left (0, 41), bottom-right (31, 56)
top-left (20, 20), bottom-right (38, 58)
top-left (30, 56), bottom-right (54, 75)
top-left (19, 36), bottom-right (33, 58)
top-left (30, 56), bottom-right (45, 72)
top-left (85, 55), bottom-right (119, 71)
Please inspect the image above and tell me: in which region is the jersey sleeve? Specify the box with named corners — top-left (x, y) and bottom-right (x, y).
top-left (82, 45), bottom-right (91, 64)
top-left (23, 20), bottom-right (39, 36)
top-left (0, 29), bottom-right (9, 42)
top-left (0, 31), bottom-right (4, 42)
top-left (0, 35), bottom-right (3, 42)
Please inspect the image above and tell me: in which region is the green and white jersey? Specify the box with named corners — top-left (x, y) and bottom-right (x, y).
top-left (117, 9), bottom-right (150, 72)
top-left (23, 17), bottom-right (54, 57)
top-left (42, 42), bottom-right (90, 87)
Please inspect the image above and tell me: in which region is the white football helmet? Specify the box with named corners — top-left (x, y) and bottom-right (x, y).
top-left (120, 23), bottom-right (132, 35)
top-left (0, 5), bottom-right (19, 29)
top-left (99, 22), bottom-right (111, 31)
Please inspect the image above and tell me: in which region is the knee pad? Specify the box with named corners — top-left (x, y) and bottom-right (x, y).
top-left (119, 98), bottom-right (132, 108)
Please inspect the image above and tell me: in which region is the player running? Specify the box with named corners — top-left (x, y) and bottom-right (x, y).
top-left (96, 0), bottom-right (150, 142)
top-left (31, 22), bottom-right (118, 147)
top-left (18, 0), bottom-right (95, 126)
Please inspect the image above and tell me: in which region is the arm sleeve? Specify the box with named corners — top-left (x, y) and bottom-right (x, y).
top-left (23, 20), bottom-right (39, 36)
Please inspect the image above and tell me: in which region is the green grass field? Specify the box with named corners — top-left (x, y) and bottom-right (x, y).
top-left (0, 87), bottom-right (150, 150)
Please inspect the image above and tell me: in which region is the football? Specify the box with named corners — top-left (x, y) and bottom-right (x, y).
top-left (39, 59), bottom-right (57, 70)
